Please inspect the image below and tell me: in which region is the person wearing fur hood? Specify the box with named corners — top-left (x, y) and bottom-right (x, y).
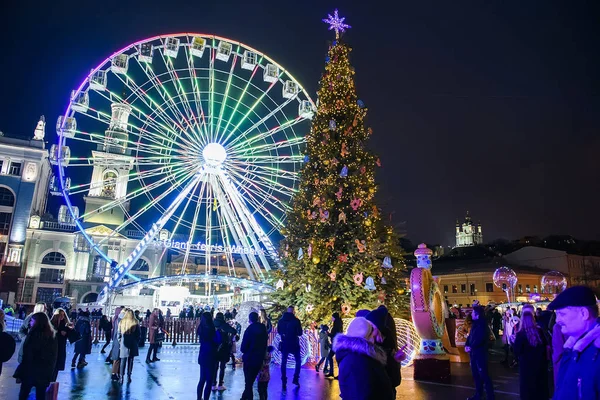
top-left (332, 317), bottom-right (395, 400)
top-left (548, 286), bottom-right (600, 400)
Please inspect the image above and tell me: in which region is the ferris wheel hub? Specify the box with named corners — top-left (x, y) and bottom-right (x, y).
top-left (202, 142), bottom-right (227, 166)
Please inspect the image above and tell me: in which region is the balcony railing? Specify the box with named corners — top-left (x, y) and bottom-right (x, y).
top-left (41, 221), bottom-right (77, 232)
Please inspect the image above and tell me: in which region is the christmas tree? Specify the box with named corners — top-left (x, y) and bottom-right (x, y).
top-left (271, 11), bottom-right (409, 324)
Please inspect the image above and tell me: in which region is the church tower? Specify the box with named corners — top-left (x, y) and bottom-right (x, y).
top-left (455, 211), bottom-right (483, 247)
top-left (83, 102), bottom-right (134, 226)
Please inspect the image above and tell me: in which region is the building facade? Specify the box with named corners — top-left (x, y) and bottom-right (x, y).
top-left (455, 211), bottom-right (483, 248)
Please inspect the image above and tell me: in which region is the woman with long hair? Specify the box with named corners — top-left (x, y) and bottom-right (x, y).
top-left (99, 314), bottom-right (112, 354)
top-left (118, 308), bottom-right (141, 383)
top-left (197, 311), bottom-right (218, 400)
top-left (14, 312), bottom-right (57, 400)
top-left (512, 305), bottom-right (549, 400)
top-left (50, 308), bottom-right (72, 381)
top-left (325, 312), bottom-right (343, 378)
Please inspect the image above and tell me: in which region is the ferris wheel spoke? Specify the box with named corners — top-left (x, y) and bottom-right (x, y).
top-left (226, 165), bottom-right (295, 199)
top-left (234, 184), bottom-right (286, 230)
top-left (184, 44), bottom-right (210, 143)
top-left (225, 96), bottom-right (295, 149)
top-left (228, 135), bottom-right (305, 158)
top-left (213, 50), bottom-right (239, 141)
top-left (95, 166), bottom-right (199, 247)
top-left (227, 162), bottom-right (299, 186)
top-left (213, 200), bottom-right (237, 276)
top-left (227, 116), bottom-right (304, 153)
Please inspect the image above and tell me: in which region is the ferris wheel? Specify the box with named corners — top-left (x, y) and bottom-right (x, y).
top-left (54, 33), bottom-right (315, 294)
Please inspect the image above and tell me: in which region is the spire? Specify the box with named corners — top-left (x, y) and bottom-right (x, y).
top-left (33, 116), bottom-right (45, 141)
top-left (465, 210), bottom-right (472, 223)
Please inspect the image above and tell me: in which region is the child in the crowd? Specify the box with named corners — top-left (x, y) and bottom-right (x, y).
top-left (257, 345), bottom-right (274, 400)
top-left (315, 324), bottom-right (330, 373)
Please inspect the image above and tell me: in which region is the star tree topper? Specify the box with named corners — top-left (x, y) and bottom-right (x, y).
top-left (323, 9), bottom-right (351, 39)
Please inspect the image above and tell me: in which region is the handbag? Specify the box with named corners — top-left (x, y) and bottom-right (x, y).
top-left (68, 328), bottom-right (81, 344)
top-left (155, 328), bottom-right (165, 343)
top-left (45, 382), bottom-right (59, 400)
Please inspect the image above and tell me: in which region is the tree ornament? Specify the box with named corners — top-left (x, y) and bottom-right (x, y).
top-left (341, 303), bottom-right (352, 315)
top-left (297, 248), bottom-right (304, 260)
top-left (397, 288), bottom-right (405, 295)
top-left (365, 276), bottom-right (376, 290)
top-left (372, 206), bottom-right (379, 217)
top-left (326, 237), bottom-right (335, 249)
top-left (328, 270), bottom-right (336, 281)
top-left (355, 239), bottom-right (366, 253)
top-left (312, 256), bottom-right (320, 264)
top-left (304, 155), bottom-right (309, 163)
top-left (320, 209), bottom-right (330, 222)
top-left (367, 127), bottom-right (373, 136)
top-left (329, 119), bottom-right (337, 130)
top-left (341, 143), bottom-right (349, 157)
top-left (364, 219), bottom-right (372, 227)
top-left (377, 291), bottom-right (386, 302)
top-left (357, 99), bottom-right (365, 108)
top-left (305, 283), bottom-right (312, 292)
top-left (306, 304), bottom-right (315, 313)
top-left (336, 99), bottom-right (344, 108)
top-left (331, 157), bottom-right (339, 166)
top-left (314, 178), bottom-right (320, 185)
top-left (276, 279), bottom-right (285, 290)
top-left (353, 272), bottom-right (364, 286)
top-left (338, 253), bottom-right (348, 262)
top-left (381, 277), bottom-right (387, 285)
top-left (335, 187), bottom-right (343, 201)
top-left (340, 166), bottom-right (348, 177)
top-left (360, 166), bottom-right (366, 174)
top-left (338, 211), bottom-right (347, 223)
top-left (344, 126), bottom-right (352, 135)
top-left (350, 198), bottom-right (362, 210)
top-left (307, 244), bottom-right (313, 257)
top-left (353, 115), bottom-right (358, 127)
top-left (376, 158), bottom-right (381, 167)
top-left (324, 159), bottom-right (330, 166)
top-left (382, 256), bottom-right (393, 269)
top-left (312, 197), bottom-right (322, 207)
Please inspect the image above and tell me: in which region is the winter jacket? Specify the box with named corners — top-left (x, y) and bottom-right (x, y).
top-left (554, 322), bottom-right (600, 400)
top-left (197, 323), bottom-right (218, 367)
top-left (513, 328), bottom-right (549, 400)
top-left (14, 333), bottom-right (58, 386)
top-left (74, 316), bottom-right (92, 355)
top-left (552, 322), bottom-right (566, 388)
top-left (148, 313), bottom-right (159, 344)
top-left (319, 331), bottom-right (330, 357)
top-left (466, 318), bottom-right (490, 357)
top-left (119, 325), bottom-right (141, 358)
top-left (241, 321), bottom-right (268, 368)
top-left (110, 317), bottom-right (122, 360)
top-left (214, 317), bottom-right (237, 361)
top-left (52, 319), bottom-right (70, 371)
top-left (333, 334), bottom-right (395, 400)
top-left (277, 312), bottom-right (302, 353)
top-left (381, 313), bottom-right (401, 388)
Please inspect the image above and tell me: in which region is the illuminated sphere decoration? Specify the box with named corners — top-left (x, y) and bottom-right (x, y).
top-left (235, 301), bottom-right (263, 358)
top-left (493, 266), bottom-right (518, 290)
top-left (271, 333), bottom-right (311, 367)
top-left (541, 270), bottom-right (567, 294)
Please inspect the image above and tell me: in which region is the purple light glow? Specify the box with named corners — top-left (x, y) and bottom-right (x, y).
top-left (322, 9), bottom-right (351, 38)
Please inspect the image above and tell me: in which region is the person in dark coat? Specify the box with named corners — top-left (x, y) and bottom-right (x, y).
top-left (14, 312), bottom-right (58, 400)
top-left (72, 311), bottom-right (92, 368)
top-left (325, 311), bottom-right (343, 378)
top-left (333, 317), bottom-right (394, 400)
top-left (365, 306), bottom-right (402, 393)
top-left (99, 314), bottom-right (112, 353)
top-left (188, 307), bottom-right (195, 319)
top-left (213, 312), bottom-right (237, 390)
top-left (512, 304), bottom-right (549, 400)
top-left (241, 311), bottom-right (268, 400)
top-left (277, 306), bottom-right (303, 388)
top-left (197, 311), bottom-right (218, 400)
top-left (50, 308), bottom-right (72, 381)
top-left (549, 286), bottom-right (600, 400)
top-left (146, 308), bottom-right (160, 363)
top-left (492, 309), bottom-right (502, 340)
top-left (118, 309), bottom-right (141, 383)
top-left (315, 324), bottom-right (330, 373)
top-left (465, 306), bottom-right (495, 400)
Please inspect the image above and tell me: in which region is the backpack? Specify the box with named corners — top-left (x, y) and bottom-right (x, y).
top-left (216, 328), bottom-right (231, 352)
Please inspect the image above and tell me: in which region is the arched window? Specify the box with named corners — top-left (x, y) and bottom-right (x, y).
top-left (132, 259), bottom-right (149, 272)
top-left (101, 170), bottom-right (118, 198)
top-left (41, 251), bottom-right (66, 266)
top-left (81, 292), bottom-right (98, 303)
top-left (0, 187), bottom-right (15, 207)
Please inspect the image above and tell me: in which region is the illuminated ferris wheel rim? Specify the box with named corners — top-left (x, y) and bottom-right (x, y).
top-left (56, 32), bottom-right (316, 292)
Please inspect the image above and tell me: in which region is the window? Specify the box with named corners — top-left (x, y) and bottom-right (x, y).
top-left (461, 284), bottom-right (466, 293)
top-left (42, 252), bottom-right (66, 266)
top-left (470, 283), bottom-right (476, 295)
top-left (443, 285), bottom-right (449, 294)
top-left (486, 283), bottom-right (494, 293)
top-left (39, 268), bottom-right (64, 284)
top-left (0, 212), bottom-right (11, 235)
top-left (534, 285), bottom-right (538, 294)
top-left (0, 187), bottom-right (14, 207)
top-left (452, 285), bottom-right (458, 293)
top-left (518, 284), bottom-right (523, 294)
top-left (36, 287), bottom-right (62, 303)
top-left (22, 281), bottom-right (34, 303)
top-left (526, 284), bottom-right (531, 293)
top-left (101, 170), bottom-right (118, 198)
top-left (9, 162), bottom-right (22, 176)
top-left (93, 256), bottom-right (108, 277)
top-left (132, 259), bottom-right (149, 272)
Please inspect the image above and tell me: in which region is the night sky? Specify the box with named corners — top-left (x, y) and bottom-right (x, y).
top-left (1, 0), bottom-right (598, 246)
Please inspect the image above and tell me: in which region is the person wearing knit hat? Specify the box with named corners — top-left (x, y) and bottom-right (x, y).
top-left (366, 306), bottom-right (403, 394)
top-left (332, 317), bottom-right (395, 399)
top-left (548, 286), bottom-right (599, 400)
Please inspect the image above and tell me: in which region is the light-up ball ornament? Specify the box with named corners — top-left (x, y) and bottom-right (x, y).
top-left (312, 256), bottom-right (320, 264)
top-left (202, 142), bottom-right (227, 166)
top-left (541, 270), bottom-right (567, 294)
top-left (364, 219), bottom-right (372, 227)
top-left (493, 266), bottom-right (518, 290)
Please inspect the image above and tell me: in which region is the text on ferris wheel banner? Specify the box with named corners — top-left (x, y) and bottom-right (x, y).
top-left (154, 239), bottom-right (266, 256)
